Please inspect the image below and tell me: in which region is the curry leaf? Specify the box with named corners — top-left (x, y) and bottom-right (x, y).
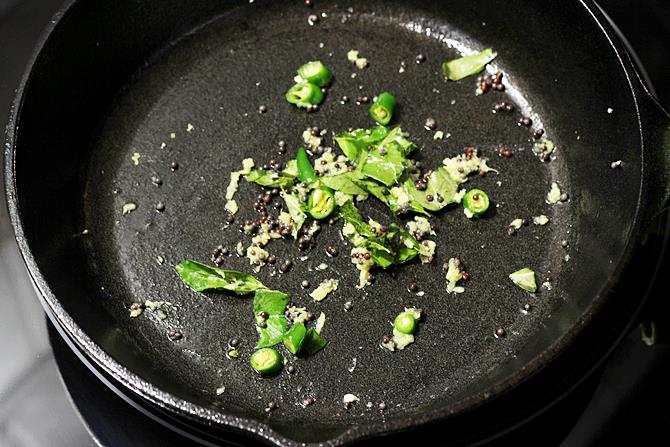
top-left (253, 289), bottom-right (290, 315)
top-left (334, 126), bottom-right (390, 162)
top-left (405, 167), bottom-right (459, 211)
top-left (246, 169), bottom-right (296, 188)
top-left (361, 145), bottom-right (410, 187)
top-left (319, 172), bottom-right (368, 195)
top-left (256, 315), bottom-right (289, 349)
top-left (254, 289), bottom-right (291, 349)
top-left (175, 260), bottom-right (265, 294)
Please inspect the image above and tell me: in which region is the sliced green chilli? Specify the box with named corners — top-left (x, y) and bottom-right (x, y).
top-left (463, 189), bottom-right (490, 216)
top-left (308, 187), bottom-right (336, 219)
top-left (369, 92), bottom-right (396, 125)
top-left (250, 348), bottom-right (283, 375)
top-left (296, 147), bottom-right (318, 183)
top-left (297, 61), bottom-right (332, 87)
top-left (286, 82), bottom-right (324, 108)
top-left (394, 312), bottom-right (417, 335)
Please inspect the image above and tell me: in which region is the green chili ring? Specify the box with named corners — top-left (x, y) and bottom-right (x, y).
top-left (250, 348), bottom-right (283, 375)
top-left (297, 61), bottom-right (332, 87)
top-left (308, 186), bottom-right (336, 219)
top-left (394, 312), bottom-right (417, 335)
top-left (463, 189), bottom-right (490, 216)
top-left (286, 82), bottom-right (324, 108)
top-left (369, 92), bottom-right (396, 125)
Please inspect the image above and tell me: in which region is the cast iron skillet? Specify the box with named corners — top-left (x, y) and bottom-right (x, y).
top-left (5, 0), bottom-right (670, 445)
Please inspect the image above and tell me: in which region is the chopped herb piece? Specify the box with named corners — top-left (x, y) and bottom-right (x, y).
top-left (286, 82), bottom-right (324, 108)
top-left (378, 126), bottom-right (416, 157)
top-left (509, 268), bottom-right (537, 293)
top-left (406, 168), bottom-right (459, 211)
top-left (253, 289), bottom-right (289, 316)
top-left (442, 48), bottom-right (497, 81)
top-left (361, 142), bottom-right (410, 187)
top-left (369, 92), bottom-right (396, 125)
top-left (334, 126), bottom-right (390, 162)
top-left (319, 172), bottom-right (368, 195)
top-left (283, 323), bottom-right (307, 354)
top-left (254, 289), bottom-right (290, 348)
top-left (297, 61), bottom-right (332, 87)
top-left (308, 187), bottom-right (336, 219)
top-left (245, 169), bottom-right (295, 188)
top-left (175, 260), bottom-right (265, 294)
top-left (250, 348), bottom-right (283, 375)
top-left (297, 147), bottom-right (318, 183)
top-left (227, 349), bottom-right (239, 358)
top-left (310, 279), bottom-right (339, 301)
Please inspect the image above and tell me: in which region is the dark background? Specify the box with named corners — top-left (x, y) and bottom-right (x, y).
top-left (0, 1), bottom-right (669, 446)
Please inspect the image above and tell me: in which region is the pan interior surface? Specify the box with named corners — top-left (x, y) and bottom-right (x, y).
top-left (10, 0), bottom-right (642, 443)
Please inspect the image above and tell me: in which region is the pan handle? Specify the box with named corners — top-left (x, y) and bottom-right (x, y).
top-left (595, 2), bottom-right (670, 224)
top-left (633, 68), bottom-right (670, 226)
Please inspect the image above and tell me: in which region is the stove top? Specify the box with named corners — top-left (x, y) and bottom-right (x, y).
top-left (1, 1), bottom-right (670, 446)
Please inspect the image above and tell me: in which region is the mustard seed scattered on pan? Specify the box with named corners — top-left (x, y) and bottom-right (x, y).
top-left (518, 116), bottom-right (532, 127)
top-left (168, 330), bottom-right (183, 341)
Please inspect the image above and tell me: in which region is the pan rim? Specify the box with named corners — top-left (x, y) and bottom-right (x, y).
top-left (2, 0), bottom-right (656, 445)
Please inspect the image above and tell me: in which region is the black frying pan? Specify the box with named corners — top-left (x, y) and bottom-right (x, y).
top-left (5, 0), bottom-right (670, 445)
